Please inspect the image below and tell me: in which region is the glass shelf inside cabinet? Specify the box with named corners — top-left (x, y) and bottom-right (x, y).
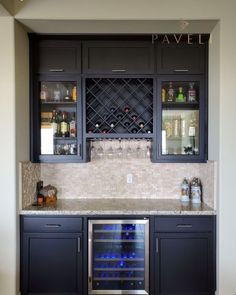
top-left (86, 78), bottom-right (153, 138)
top-left (40, 81), bottom-right (78, 156)
top-left (161, 80), bottom-right (200, 156)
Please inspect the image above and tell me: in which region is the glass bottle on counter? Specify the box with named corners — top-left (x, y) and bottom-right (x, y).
top-left (176, 87), bottom-right (185, 102)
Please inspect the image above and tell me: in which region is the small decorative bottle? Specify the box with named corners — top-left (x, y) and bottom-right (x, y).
top-left (190, 177), bottom-right (202, 203)
top-left (180, 178), bottom-right (190, 202)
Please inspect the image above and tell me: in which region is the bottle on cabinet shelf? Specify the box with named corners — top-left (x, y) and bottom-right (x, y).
top-left (72, 85), bottom-right (77, 102)
top-left (64, 88), bottom-right (71, 101)
top-left (40, 83), bottom-right (48, 101)
top-left (187, 82), bottom-right (197, 102)
top-left (161, 87), bottom-right (166, 102)
top-left (69, 113), bottom-right (76, 138)
top-left (167, 82), bottom-right (175, 102)
top-left (51, 110), bottom-right (59, 136)
top-left (53, 83), bottom-right (61, 101)
top-left (176, 87), bottom-right (185, 102)
top-left (60, 112), bottom-right (69, 137)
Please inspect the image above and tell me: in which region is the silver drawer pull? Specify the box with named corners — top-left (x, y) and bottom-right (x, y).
top-left (174, 69), bottom-right (189, 72)
top-left (45, 224), bottom-right (62, 228)
top-left (111, 69), bottom-right (127, 72)
top-left (78, 237), bottom-right (81, 253)
top-left (156, 238), bottom-right (159, 253)
top-left (177, 224), bottom-right (193, 228)
top-left (49, 69), bottom-right (64, 72)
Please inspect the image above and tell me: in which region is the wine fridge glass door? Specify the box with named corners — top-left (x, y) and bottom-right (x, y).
top-left (88, 219), bottom-right (149, 295)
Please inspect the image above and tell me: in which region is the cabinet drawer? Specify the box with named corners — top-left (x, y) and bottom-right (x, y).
top-left (37, 40), bottom-right (81, 73)
top-left (156, 43), bottom-right (206, 74)
top-left (83, 41), bottom-right (154, 74)
top-left (22, 216), bottom-right (82, 233)
top-left (155, 216), bottom-right (214, 232)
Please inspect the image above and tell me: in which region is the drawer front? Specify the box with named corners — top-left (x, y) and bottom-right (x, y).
top-left (83, 41), bottom-right (154, 74)
top-left (154, 216), bottom-right (214, 232)
top-left (22, 216), bottom-right (82, 233)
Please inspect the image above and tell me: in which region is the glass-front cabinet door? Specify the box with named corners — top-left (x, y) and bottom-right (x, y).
top-left (155, 76), bottom-right (206, 162)
top-left (34, 77), bottom-right (83, 162)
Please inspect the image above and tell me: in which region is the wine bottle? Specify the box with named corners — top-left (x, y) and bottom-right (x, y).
top-left (131, 114), bottom-right (138, 121)
top-left (40, 83), bottom-right (48, 101)
top-left (139, 122), bottom-right (145, 129)
top-left (51, 110), bottom-right (58, 136)
top-left (95, 122), bottom-right (101, 128)
top-left (116, 113), bottom-right (123, 120)
top-left (60, 112), bottom-right (69, 137)
top-left (161, 87), bottom-right (166, 102)
top-left (131, 128), bottom-right (138, 133)
top-left (124, 106), bottom-right (130, 113)
top-left (109, 121), bottom-right (116, 128)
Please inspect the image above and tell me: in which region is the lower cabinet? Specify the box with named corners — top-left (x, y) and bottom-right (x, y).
top-left (153, 216), bottom-right (216, 295)
top-left (20, 215), bottom-right (216, 295)
top-left (20, 216), bottom-right (83, 295)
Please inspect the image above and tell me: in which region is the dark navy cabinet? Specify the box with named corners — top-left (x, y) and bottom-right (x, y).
top-left (20, 216), bottom-right (84, 295)
top-left (83, 41), bottom-right (154, 74)
top-left (29, 34), bottom-right (209, 163)
top-left (153, 216), bottom-right (216, 295)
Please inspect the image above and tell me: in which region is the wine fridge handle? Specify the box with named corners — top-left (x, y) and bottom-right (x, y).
top-left (77, 237), bottom-right (81, 253)
top-left (156, 238), bottom-right (159, 253)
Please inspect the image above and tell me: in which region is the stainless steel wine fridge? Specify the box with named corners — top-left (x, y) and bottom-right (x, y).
top-left (88, 219), bottom-right (149, 294)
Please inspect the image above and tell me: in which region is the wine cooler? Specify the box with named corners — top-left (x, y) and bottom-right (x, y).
top-left (88, 219), bottom-right (149, 294)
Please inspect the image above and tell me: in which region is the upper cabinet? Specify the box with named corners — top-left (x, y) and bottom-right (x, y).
top-left (36, 40), bottom-right (81, 74)
top-left (156, 35), bottom-right (207, 74)
top-left (82, 41), bottom-right (154, 74)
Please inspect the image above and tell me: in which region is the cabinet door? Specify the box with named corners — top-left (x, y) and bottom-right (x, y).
top-left (37, 40), bottom-right (81, 74)
top-left (152, 75), bottom-right (207, 163)
top-left (21, 232), bottom-right (83, 295)
top-left (83, 41), bottom-right (154, 74)
top-left (154, 232), bottom-right (215, 295)
top-left (156, 42), bottom-right (206, 74)
top-left (30, 76), bottom-right (87, 163)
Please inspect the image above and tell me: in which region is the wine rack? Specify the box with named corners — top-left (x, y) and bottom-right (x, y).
top-left (85, 78), bottom-right (153, 138)
top-left (88, 220), bottom-right (149, 294)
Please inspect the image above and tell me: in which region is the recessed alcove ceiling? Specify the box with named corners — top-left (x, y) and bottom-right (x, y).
top-left (16, 19), bottom-right (218, 34)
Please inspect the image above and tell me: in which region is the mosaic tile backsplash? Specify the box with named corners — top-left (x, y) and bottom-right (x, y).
top-left (20, 140), bottom-right (216, 209)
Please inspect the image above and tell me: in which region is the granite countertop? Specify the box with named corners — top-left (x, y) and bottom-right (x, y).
top-left (20, 198), bottom-right (216, 215)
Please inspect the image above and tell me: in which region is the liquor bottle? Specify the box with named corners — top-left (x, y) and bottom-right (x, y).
top-left (176, 87), bottom-right (185, 102)
top-left (53, 83), bottom-right (61, 101)
top-left (40, 83), bottom-right (48, 101)
top-left (60, 112), bottom-right (69, 137)
top-left (187, 82), bottom-right (197, 102)
top-left (51, 110), bottom-right (58, 136)
top-left (110, 106), bottom-right (116, 113)
top-left (72, 85), bottom-right (77, 102)
top-left (69, 113), bottom-right (76, 137)
top-left (161, 87), bottom-right (166, 102)
top-left (102, 128), bottom-right (108, 134)
top-left (64, 89), bottom-right (71, 101)
top-left (167, 82), bottom-right (175, 102)
top-left (173, 116), bottom-right (180, 137)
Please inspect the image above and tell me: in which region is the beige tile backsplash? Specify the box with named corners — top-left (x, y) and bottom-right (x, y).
top-left (21, 140), bottom-right (216, 209)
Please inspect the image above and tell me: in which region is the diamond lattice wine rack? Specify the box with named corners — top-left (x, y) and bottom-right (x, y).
top-left (85, 78), bottom-right (153, 138)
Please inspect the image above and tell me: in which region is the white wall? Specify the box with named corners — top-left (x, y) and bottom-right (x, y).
top-left (0, 14), bottom-right (17, 295)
